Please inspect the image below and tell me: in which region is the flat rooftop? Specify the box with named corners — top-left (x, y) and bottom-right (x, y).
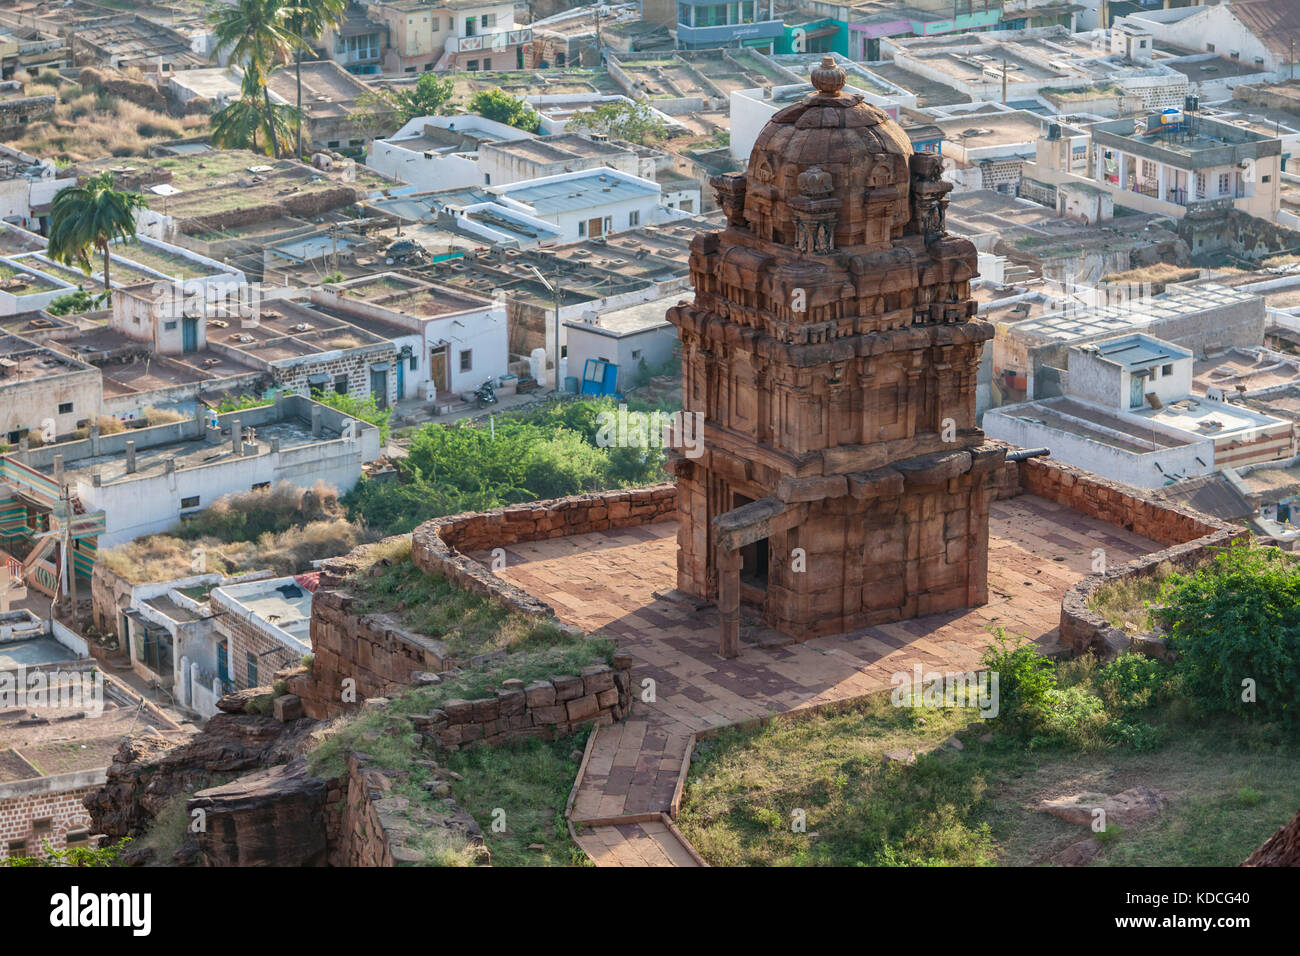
top-left (1007, 283), bottom-right (1261, 344)
top-left (494, 169), bottom-right (658, 215)
top-left (0, 334), bottom-right (95, 386)
top-left (485, 134), bottom-right (632, 164)
top-left (1196, 349), bottom-right (1300, 393)
top-left (211, 576), bottom-right (313, 646)
top-left (566, 295), bottom-right (678, 336)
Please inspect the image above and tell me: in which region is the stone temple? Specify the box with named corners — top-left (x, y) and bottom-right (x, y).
top-left (666, 56), bottom-right (1006, 658)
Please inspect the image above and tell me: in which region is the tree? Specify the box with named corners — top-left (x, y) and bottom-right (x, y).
top-left (210, 66), bottom-right (303, 157)
top-left (285, 0), bottom-right (347, 157)
top-left (46, 171), bottom-right (148, 302)
top-left (468, 88), bottom-right (542, 133)
top-left (565, 99), bottom-right (669, 145)
top-left (209, 0), bottom-right (302, 157)
top-left (353, 72), bottom-right (455, 140)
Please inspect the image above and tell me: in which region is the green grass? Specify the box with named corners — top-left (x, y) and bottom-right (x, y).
top-left (346, 540), bottom-right (581, 661)
top-left (1087, 564), bottom-right (1171, 632)
top-left (678, 671), bottom-right (1300, 867)
top-left (442, 734), bottom-right (592, 866)
top-left (304, 637), bottom-right (612, 866)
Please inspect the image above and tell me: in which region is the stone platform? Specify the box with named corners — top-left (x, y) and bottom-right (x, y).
top-left (467, 494), bottom-right (1162, 866)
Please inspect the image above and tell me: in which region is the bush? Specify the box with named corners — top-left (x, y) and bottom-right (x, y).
top-left (981, 629), bottom-right (1058, 731)
top-left (1156, 543), bottom-right (1300, 729)
top-left (1095, 653), bottom-right (1175, 714)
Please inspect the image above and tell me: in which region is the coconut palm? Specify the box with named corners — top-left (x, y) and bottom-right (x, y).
top-left (209, 0), bottom-right (302, 157)
top-left (286, 0), bottom-right (347, 157)
top-left (46, 171), bottom-right (148, 302)
top-left (211, 67), bottom-right (302, 157)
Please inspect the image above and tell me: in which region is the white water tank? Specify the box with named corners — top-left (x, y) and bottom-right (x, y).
top-left (529, 347), bottom-right (547, 383)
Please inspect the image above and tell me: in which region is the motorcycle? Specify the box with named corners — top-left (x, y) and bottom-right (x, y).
top-left (474, 379), bottom-right (498, 408)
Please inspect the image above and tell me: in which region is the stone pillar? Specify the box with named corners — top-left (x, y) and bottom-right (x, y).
top-left (311, 406), bottom-right (322, 438)
top-left (717, 547), bottom-right (742, 659)
top-left (179, 655), bottom-right (191, 707)
top-left (231, 419), bottom-right (242, 454)
top-left (125, 441), bottom-right (136, 474)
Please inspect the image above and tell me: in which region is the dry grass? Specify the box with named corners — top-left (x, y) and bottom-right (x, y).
top-left (1087, 562), bottom-right (1174, 633)
top-left (98, 481), bottom-right (381, 583)
top-left (1099, 263), bottom-right (1202, 290)
top-left (9, 75), bottom-right (207, 162)
top-left (75, 415), bottom-right (127, 439)
top-left (142, 407), bottom-right (186, 427)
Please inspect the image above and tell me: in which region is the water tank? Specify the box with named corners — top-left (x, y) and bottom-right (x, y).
top-left (529, 347), bottom-right (546, 383)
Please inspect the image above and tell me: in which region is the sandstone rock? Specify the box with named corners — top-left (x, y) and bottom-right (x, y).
top-left (1040, 787), bottom-right (1168, 828)
top-left (1244, 804), bottom-right (1300, 866)
top-left (942, 735), bottom-right (964, 751)
top-left (189, 757), bottom-right (329, 866)
top-left (1054, 838), bottom-right (1101, 867)
top-left (273, 694), bottom-right (304, 722)
top-left (882, 748), bottom-right (916, 766)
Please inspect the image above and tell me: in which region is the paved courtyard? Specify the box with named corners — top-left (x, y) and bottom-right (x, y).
top-left (471, 494), bottom-right (1162, 866)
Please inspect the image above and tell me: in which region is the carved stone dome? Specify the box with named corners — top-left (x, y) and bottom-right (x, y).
top-left (743, 56), bottom-right (914, 252)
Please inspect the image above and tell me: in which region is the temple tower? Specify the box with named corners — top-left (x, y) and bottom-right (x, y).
top-left (666, 57), bottom-right (1005, 657)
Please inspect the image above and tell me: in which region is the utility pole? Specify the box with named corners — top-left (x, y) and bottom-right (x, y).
top-left (1001, 56), bottom-right (1007, 105)
top-left (61, 484), bottom-right (76, 621)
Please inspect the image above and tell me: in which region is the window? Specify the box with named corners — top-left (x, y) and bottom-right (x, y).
top-left (328, 140), bottom-right (340, 148)
top-left (1229, 51), bottom-right (1239, 61)
top-left (1195, 171), bottom-right (1207, 196)
top-left (460, 349), bottom-right (472, 372)
top-left (467, 59), bottom-right (479, 71)
top-left (334, 375), bottom-right (348, 395)
top-left (409, 355), bottom-right (418, 371)
top-left (181, 495), bottom-right (200, 509)
top-left (246, 651), bottom-right (258, 689)
top-left (252, 481), bottom-right (270, 491)
top-left (1262, 175), bottom-right (1271, 183)
top-left (1141, 159), bottom-right (1156, 179)
top-left (484, 173), bottom-right (491, 185)
top-left (1219, 172), bottom-right (1231, 195)
top-left (628, 210), bottom-right (641, 228)
top-left (1162, 364), bottom-right (1173, 376)
top-left (483, 58), bottom-right (492, 70)
top-left (349, 139), bottom-right (362, 147)
top-left (405, 66), bottom-right (416, 73)
top-left (32, 818), bottom-right (51, 833)
top-left (164, 320), bottom-right (177, 330)
top-left (482, 13), bottom-right (495, 27)
top-left (65, 829), bottom-right (89, 847)
top-left (7, 841), bottom-right (27, 858)
top-left (603, 217), bottom-right (612, 233)
top-left (1206, 43), bottom-right (1215, 52)
top-left (1255, 57), bottom-right (1265, 66)
top-left (578, 221), bottom-right (586, 237)
top-left (58, 402), bottom-right (73, 414)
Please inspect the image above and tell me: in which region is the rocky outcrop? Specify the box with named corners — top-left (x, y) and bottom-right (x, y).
top-left (84, 703), bottom-right (319, 850)
top-left (1243, 805), bottom-right (1300, 866)
top-left (189, 758), bottom-right (330, 867)
top-left (1039, 787), bottom-right (1169, 828)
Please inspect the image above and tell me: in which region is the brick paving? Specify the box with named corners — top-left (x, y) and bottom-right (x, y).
top-left (474, 495), bottom-right (1161, 867)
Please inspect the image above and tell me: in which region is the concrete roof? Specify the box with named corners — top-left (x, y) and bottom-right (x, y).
top-left (494, 168), bottom-right (658, 214)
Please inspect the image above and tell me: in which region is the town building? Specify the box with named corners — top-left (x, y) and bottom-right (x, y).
top-left (263, 60), bottom-right (392, 152)
top-left (210, 575), bottom-right (315, 693)
top-left (71, 15), bottom-right (206, 73)
top-left (0, 144), bottom-right (75, 234)
top-left (0, 333), bottom-right (102, 445)
top-left (9, 393), bottom-right (381, 552)
top-left (672, 0), bottom-right (785, 53)
top-left (487, 167), bottom-right (679, 242)
top-left (360, 0), bottom-right (531, 73)
top-left (1089, 109), bottom-right (1283, 221)
top-left (0, 623), bottom-right (176, 861)
top-left (1115, 0), bottom-right (1300, 83)
top-left (562, 295), bottom-right (679, 394)
top-left (478, 134), bottom-right (648, 187)
top-left (983, 332), bottom-right (1297, 487)
top-left (366, 114), bottom-right (526, 190)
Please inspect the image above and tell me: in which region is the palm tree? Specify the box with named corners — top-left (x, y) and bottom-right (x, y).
top-left (211, 67), bottom-right (302, 157)
top-left (46, 171), bottom-right (148, 302)
top-left (209, 0), bottom-right (301, 157)
top-left (286, 0), bottom-right (347, 158)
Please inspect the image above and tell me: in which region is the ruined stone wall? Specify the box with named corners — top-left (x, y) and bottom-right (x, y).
top-left (1011, 454), bottom-right (1246, 655)
top-left (415, 659), bottom-right (633, 750)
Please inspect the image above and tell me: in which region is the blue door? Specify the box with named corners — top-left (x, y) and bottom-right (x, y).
top-left (182, 316), bottom-right (198, 353)
top-left (396, 358), bottom-right (405, 401)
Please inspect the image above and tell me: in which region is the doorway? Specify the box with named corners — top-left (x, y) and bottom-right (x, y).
top-left (370, 366), bottom-right (389, 409)
top-left (182, 315), bottom-right (198, 353)
top-left (430, 345), bottom-right (448, 395)
top-left (587, 216), bottom-right (604, 238)
top-left (732, 492), bottom-right (769, 598)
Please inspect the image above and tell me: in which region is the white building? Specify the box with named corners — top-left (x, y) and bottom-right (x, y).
top-left (563, 295), bottom-right (679, 394)
top-left (1115, 1), bottom-right (1300, 82)
top-left (984, 333), bottom-right (1296, 489)
top-left (730, 78), bottom-right (911, 162)
top-left (488, 167), bottom-right (680, 242)
top-left (366, 113), bottom-right (527, 190)
top-left (312, 276), bottom-right (508, 401)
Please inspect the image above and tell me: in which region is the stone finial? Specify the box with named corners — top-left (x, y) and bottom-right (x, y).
top-left (810, 55), bottom-right (846, 96)
top-left (797, 166), bottom-right (833, 198)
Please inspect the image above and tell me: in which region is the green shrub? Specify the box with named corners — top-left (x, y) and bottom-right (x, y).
top-left (981, 629), bottom-right (1058, 731)
top-left (1095, 653), bottom-right (1175, 713)
top-left (1156, 543), bottom-right (1300, 729)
